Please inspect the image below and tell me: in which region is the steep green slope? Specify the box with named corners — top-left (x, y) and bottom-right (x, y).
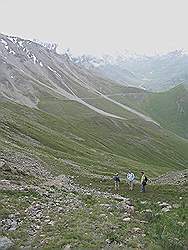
top-left (142, 84), bottom-right (188, 138)
top-left (1, 34), bottom-right (187, 250)
top-left (1, 97), bottom-right (188, 183)
top-left (112, 84), bottom-right (188, 139)
top-left (1, 91), bottom-right (188, 250)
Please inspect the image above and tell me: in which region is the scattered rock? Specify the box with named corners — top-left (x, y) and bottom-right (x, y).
top-left (106, 239), bottom-right (111, 244)
top-left (123, 217), bottom-right (131, 222)
top-left (161, 206), bottom-right (171, 212)
top-left (57, 207), bottom-right (64, 212)
top-left (133, 219), bottom-right (148, 224)
top-left (159, 202), bottom-right (170, 208)
top-left (140, 201), bottom-right (147, 204)
top-left (177, 221), bottom-right (186, 226)
top-left (48, 221), bottom-right (55, 226)
top-left (142, 209), bottom-right (152, 213)
top-left (158, 202), bottom-right (172, 212)
top-left (173, 204), bottom-right (180, 209)
top-left (35, 225), bottom-right (40, 230)
top-left (151, 169), bottom-right (188, 185)
top-left (114, 195), bottom-right (125, 202)
top-left (0, 237), bottom-right (13, 250)
top-left (119, 198), bottom-right (135, 215)
top-left (64, 244), bottom-right (71, 250)
top-left (1, 214), bottom-right (21, 232)
top-left (8, 219), bottom-right (18, 231)
top-left (0, 160), bottom-right (6, 168)
top-left (132, 227), bottom-right (142, 233)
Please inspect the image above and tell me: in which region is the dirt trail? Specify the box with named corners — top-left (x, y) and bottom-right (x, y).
top-left (45, 168), bottom-right (188, 191)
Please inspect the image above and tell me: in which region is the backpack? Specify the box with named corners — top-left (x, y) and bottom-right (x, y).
top-left (143, 176), bottom-right (148, 185)
top-left (113, 176), bottom-right (120, 182)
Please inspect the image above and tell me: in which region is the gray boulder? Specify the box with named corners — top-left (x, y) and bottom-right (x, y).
top-left (0, 237), bottom-right (13, 250)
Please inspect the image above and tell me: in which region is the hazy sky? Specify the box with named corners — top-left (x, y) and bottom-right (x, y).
top-left (1, 0), bottom-right (187, 56)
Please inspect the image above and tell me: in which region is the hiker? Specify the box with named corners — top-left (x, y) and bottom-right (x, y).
top-left (140, 171), bottom-right (147, 192)
top-left (113, 173), bottom-right (120, 191)
top-left (127, 170), bottom-right (135, 190)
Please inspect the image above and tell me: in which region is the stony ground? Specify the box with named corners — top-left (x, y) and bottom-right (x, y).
top-left (0, 158), bottom-right (188, 250)
top-left (151, 169), bottom-right (188, 185)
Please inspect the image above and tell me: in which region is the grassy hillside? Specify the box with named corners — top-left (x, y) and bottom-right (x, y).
top-left (1, 97), bottom-right (188, 181)
top-left (0, 33), bottom-right (187, 249)
top-left (0, 97), bottom-right (188, 249)
top-left (112, 84), bottom-right (188, 139)
top-left (1, 181), bottom-right (187, 249)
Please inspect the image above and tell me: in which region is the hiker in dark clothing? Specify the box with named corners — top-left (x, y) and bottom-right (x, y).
top-left (140, 171), bottom-right (147, 192)
top-left (113, 173), bottom-right (120, 191)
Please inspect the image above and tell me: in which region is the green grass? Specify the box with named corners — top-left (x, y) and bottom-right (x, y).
top-left (112, 84), bottom-right (188, 139)
top-left (0, 183), bottom-right (187, 249)
top-left (0, 93), bottom-right (188, 249)
top-left (1, 96), bottom-right (188, 180)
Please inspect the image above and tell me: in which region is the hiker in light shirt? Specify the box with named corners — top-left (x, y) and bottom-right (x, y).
top-left (127, 170), bottom-right (135, 190)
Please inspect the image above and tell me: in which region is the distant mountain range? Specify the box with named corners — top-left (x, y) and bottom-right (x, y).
top-left (71, 50), bottom-right (188, 91)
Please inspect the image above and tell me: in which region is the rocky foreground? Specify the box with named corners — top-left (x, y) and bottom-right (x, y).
top-left (0, 156), bottom-right (187, 249)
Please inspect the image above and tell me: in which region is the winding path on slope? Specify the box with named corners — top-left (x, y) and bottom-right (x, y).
top-left (61, 62), bottom-right (160, 126)
top-left (99, 93), bottom-right (160, 126)
top-left (6, 60), bottom-right (159, 125)
top-left (5, 62), bottom-right (123, 120)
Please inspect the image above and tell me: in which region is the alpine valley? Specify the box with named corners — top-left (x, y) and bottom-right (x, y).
top-left (0, 33), bottom-right (187, 250)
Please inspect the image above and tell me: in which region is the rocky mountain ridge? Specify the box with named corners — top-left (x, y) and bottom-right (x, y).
top-left (0, 33), bottom-right (159, 124)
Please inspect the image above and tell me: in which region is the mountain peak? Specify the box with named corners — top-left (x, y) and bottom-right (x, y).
top-left (33, 38), bottom-right (58, 52)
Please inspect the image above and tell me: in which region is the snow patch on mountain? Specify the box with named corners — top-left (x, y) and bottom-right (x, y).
top-left (7, 36), bottom-right (17, 44)
top-left (1, 39), bottom-right (8, 46)
top-left (0, 33), bottom-right (161, 124)
top-left (33, 39), bottom-right (57, 52)
top-left (18, 41), bottom-right (24, 47)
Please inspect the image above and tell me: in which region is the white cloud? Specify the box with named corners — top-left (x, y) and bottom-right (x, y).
top-left (1, 0), bottom-right (188, 55)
